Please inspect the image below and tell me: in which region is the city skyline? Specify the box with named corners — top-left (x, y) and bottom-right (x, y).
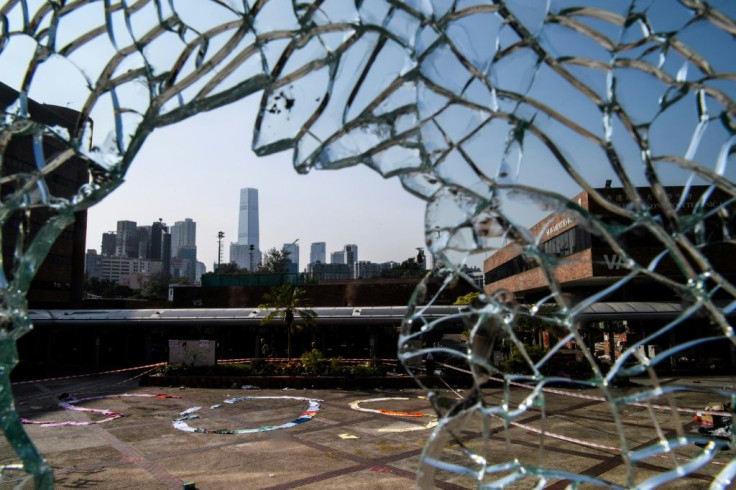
top-left (91, 217), bottom-right (422, 273)
top-left (84, 95), bottom-right (443, 273)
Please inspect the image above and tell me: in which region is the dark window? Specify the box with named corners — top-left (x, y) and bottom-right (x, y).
top-left (485, 226), bottom-right (592, 283)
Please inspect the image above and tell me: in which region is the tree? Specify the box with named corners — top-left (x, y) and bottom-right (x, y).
top-left (137, 271), bottom-right (170, 301)
top-left (380, 257), bottom-right (426, 279)
top-left (454, 292), bottom-right (480, 305)
top-left (259, 284), bottom-right (317, 358)
top-left (260, 247), bottom-right (292, 274)
top-left (214, 262), bottom-right (242, 274)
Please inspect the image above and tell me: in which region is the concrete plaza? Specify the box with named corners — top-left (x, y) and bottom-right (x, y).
top-left (1, 371), bottom-right (733, 488)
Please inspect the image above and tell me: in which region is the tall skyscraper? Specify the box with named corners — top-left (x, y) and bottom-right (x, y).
top-left (230, 188), bottom-right (261, 269)
top-left (116, 220), bottom-right (138, 258)
top-left (310, 242), bottom-right (326, 264)
top-left (238, 188), bottom-right (259, 249)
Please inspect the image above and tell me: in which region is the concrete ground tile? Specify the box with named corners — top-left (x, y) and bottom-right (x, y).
top-left (294, 424), bottom-right (425, 459)
top-left (157, 438), bottom-right (354, 488)
top-left (387, 452), bottom-right (478, 489)
top-left (26, 429), bottom-right (109, 453)
top-left (46, 445), bottom-right (122, 469)
top-left (54, 463), bottom-right (165, 490)
top-left (307, 466), bottom-right (417, 489)
top-left (596, 463), bottom-right (712, 488)
top-left (107, 422), bottom-right (192, 449)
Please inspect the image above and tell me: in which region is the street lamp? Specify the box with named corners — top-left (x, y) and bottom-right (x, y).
top-left (249, 244), bottom-right (255, 272)
top-left (217, 231), bottom-right (224, 271)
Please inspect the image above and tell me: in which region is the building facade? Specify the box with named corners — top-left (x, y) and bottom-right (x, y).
top-left (116, 220), bottom-right (138, 258)
top-left (283, 242), bottom-right (299, 273)
top-left (310, 242), bottom-right (326, 264)
top-left (0, 82), bottom-right (88, 305)
top-left (101, 232), bottom-right (117, 256)
top-left (483, 186), bottom-right (735, 303)
top-left (482, 186), bottom-right (736, 368)
top-left (170, 218), bottom-right (196, 258)
top-left (230, 188), bottom-right (261, 269)
top-left (149, 221), bottom-right (167, 260)
top-left (307, 262), bottom-right (352, 280)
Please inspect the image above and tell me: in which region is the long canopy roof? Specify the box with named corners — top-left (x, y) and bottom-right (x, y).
top-left (27, 302), bottom-right (720, 328)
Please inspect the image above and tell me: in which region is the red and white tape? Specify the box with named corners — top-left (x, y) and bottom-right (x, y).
top-left (11, 362), bottom-right (165, 386)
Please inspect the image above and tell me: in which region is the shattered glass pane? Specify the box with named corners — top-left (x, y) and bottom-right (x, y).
top-left (1, 0), bottom-right (735, 487)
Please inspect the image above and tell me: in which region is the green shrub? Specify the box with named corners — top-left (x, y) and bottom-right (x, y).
top-left (155, 362), bottom-right (253, 376)
top-left (351, 362), bottom-right (386, 377)
top-left (275, 360), bottom-right (303, 376)
top-left (329, 356), bottom-right (344, 375)
top-left (504, 344), bottom-right (547, 374)
top-left (301, 349), bottom-right (325, 374)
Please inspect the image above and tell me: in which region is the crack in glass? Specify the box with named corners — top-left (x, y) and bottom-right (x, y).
top-left (0, 0), bottom-right (735, 487)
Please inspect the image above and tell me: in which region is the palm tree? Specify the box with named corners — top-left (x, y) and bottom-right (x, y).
top-left (259, 284), bottom-right (318, 359)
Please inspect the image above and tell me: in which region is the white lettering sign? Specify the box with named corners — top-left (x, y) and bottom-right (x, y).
top-left (545, 217), bottom-right (575, 236)
top-left (603, 254), bottom-right (624, 270)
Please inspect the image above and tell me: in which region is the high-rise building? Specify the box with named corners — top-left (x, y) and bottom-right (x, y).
top-left (344, 244), bottom-right (358, 278)
top-left (137, 226), bottom-right (151, 259)
top-left (177, 245), bottom-right (197, 283)
top-left (310, 242), bottom-right (326, 264)
top-left (149, 220), bottom-right (166, 260)
top-left (195, 261), bottom-right (206, 285)
top-left (170, 218), bottom-right (196, 258)
top-left (237, 188), bottom-right (259, 249)
top-left (283, 242), bottom-right (299, 273)
top-left (116, 220), bottom-right (138, 258)
top-left (162, 232), bottom-right (172, 278)
top-left (331, 250), bottom-right (344, 264)
top-left (230, 188), bottom-right (261, 269)
top-left (101, 232), bottom-right (117, 256)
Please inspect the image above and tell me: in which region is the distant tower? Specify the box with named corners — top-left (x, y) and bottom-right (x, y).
top-left (149, 220), bottom-right (167, 260)
top-left (137, 226), bottom-right (151, 259)
top-left (310, 242), bottom-right (326, 264)
top-left (344, 244), bottom-right (358, 278)
top-left (170, 218), bottom-right (196, 257)
top-left (101, 232), bottom-right (116, 256)
top-left (230, 188), bottom-right (261, 269)
top-left (283, 241), bottom-right (299, 273)
top-left (116, 220), bottom-right (138, 258)
top-left (238, 188), bottom-right (259, 248)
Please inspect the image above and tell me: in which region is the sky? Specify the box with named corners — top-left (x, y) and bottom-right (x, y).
top-left (85, 93), bottom-right (436, 271)
top-left (3, 1), bottom-right (735, 276)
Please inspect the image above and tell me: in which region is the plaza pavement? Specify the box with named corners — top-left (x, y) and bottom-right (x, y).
top-left (1, 371), bottom-right (733, 489)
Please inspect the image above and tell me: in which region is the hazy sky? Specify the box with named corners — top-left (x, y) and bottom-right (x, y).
top-left (84, 93), bottom-right (436, 271)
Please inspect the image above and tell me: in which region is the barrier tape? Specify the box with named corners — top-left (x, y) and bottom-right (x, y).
top-left (438, 362), bottom-right (733, 418)
top-left (11, 358), bottom-right (398, 386)
top-left (11, 362), bottom-right (166, 386)
top-left (218, 358), bottom-right (399, 364)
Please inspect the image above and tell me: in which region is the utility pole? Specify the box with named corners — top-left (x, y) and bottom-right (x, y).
top-left (217, 231), bottom-right (224, 271)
